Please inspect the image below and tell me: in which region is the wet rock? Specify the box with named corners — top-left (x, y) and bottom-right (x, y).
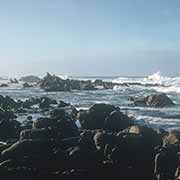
top-left (80, 81), bottom-right (97, 91)
top-left (10, 78), bottom-right (18, 84)
top-left (19, 128), bottom-right (58, 141)
top-left (58, 100), bottom-right (70, 108)
top-left (126, 125), bottom-right (162, 148)
top-left (78, 103), bottom-right (125, 130)
top-left (94, 79), bottom-right (104, 86)
top-left (23, 83), bottom-right (33, 88)
top-left (104, 110), bottom-right (133, 132)
top-left (20, 75), bottom-right (41, 83)
top-left (39, 73), bottom-right (71, 92)
top-left (22, 97), bottom-right (40, 109)
top-left (130, 93), bottom-right (175, 107)
top-left (0, 84), bottom-right (8, 87)
top-left (33, 109), bottom-right (80, 139)
top-left (39, 97), bottom-right (57, 109)
top-left (0, 109), bottom-right (21, 140)
top-left (0, 95), bottom-right (19, 110)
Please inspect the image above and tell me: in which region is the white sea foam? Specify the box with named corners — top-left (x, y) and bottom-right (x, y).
top-left (113, 72), bottom-right (180, 93)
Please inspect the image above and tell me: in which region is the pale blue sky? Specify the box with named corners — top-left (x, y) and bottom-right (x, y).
top-left (0, 0), bottom-right (180, 77)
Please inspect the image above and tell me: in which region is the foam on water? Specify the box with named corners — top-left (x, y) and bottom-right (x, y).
top-left (113, 72), bottom-right (180, 94)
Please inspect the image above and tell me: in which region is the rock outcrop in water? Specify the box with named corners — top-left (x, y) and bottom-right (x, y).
top-left (129, 93), bottom-right (175, 107)
top-left (9, 78), bottom-right (19, 84)
top-left (38, 73), bottom-right (121, 92)
top-left (23, 83), bottom-right (33, 88)
top-left (20, 75), bottom-right (41, 83)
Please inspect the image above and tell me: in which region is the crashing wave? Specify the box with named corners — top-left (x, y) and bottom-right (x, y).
top-left (112, 72), bottom-right (180, 93)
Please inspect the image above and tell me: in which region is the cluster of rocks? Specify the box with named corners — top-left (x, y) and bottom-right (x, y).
top-left (129, 93), bottom-right (175, 108)
top-left (0, 94), bottom-right (178, 179)
top-left (9, 78), bottom-right (19, 84)
top-left (38, 73), bottom-right (119, 92)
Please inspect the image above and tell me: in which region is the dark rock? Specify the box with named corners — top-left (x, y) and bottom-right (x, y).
top-left (23, 83), bottom-right (33, 88)
top-left (80, 81), bottom-right (97, 91)
top-left (20, 75), bottom-right (41, 83)
top-left (104, 110), bottom-right (133, 132)
top-left (0, 95), bottom-right (19, 110)
top-left (58, 100), bottom-right (70, 108)
top-left (10, 78), bottom-right (18, 84)
top-left (78, 103), bottom-right (123, 130)
top-left (39, 73), bottom-right (71, 92)
top-left (0, 109), bottom-right (21, 140)
top-left (19, 128), bottom-right (58, 141)
top-left (22, 97), bottom-right (40, 109)
top-left (0, 84), bottom-right (8, 87)
top-left (33, 111), bottom-right (80, 139)
top-left (130, 93), bottom-right (175, 107)
top-left (126, 125), bottom-right (162, 148)
top-left (94, 79), bottom-right (104, 86)
top-left (39, 97), bottom-right (57, 109)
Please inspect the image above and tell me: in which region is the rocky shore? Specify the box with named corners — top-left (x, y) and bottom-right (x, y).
top-left (0, 93), bottom-right (179, 180)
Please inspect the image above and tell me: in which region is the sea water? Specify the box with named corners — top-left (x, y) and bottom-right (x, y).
top-left (1, 72), bottom-right (180, 131)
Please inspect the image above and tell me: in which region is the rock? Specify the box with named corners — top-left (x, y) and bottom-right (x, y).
top-left (39, 97), bottom-right (57, 109)
top-left (20, 75), bottom-right (41, 83)
top-left (0, 95), bottom-right (19, 110)
top-left (78, 103), bottom-right (120, 130)
top-left (9, 78), bottom-right (18, 84)
top-left (130, 93), bottom-right (174, 107)
top-left (33, 109), bottom-right (80, 139)
top-left (126, 125), bottom-right (161, 148)
top-left (0, 109), bottom-right (21, 140)
top-left (0, 84), bottom-right (8, 87)
top-left (22, 97), bottom-right (41, 108)
top-left (1, 139), bottom-right (55, 164)
top-left (163, 130), bottom-right (180, 145)
top-left (94, 79), bottom-right (104, 86)
top-left (39, 73), bottom-right (71, 92)
top-left (104, 110), bottom-right (133, 132)
top-left (58, 100), bottom-right (70, 108)
top-left (19, 128), bottom-right (58, 141)
top-left (23, 83), bottom-right (33, 88)
top-left (80, 82), bottom-right (97, 91)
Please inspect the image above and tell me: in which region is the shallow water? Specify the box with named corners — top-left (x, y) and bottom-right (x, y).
top-left (1, 72), bottom-right (180, 130)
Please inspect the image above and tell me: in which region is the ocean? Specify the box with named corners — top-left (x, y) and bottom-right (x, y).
top-left (1, 72), bottom-right (180, 131)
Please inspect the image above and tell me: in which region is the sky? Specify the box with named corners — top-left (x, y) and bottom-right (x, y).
top-left (0, 0), bottom-right (180, 77)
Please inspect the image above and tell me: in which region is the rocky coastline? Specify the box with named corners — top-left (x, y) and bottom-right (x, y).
top-left (0, 93), bottom-right (178, 179)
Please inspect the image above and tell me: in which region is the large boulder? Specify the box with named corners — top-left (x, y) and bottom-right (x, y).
top-left (104, 110), bottom-right (133, 132)
top-left (39, 73), bottom-right (71, 92)
top-left (0, 109), bottom-right (21, 140)
top-left (126, 125), bottom-right (161, 148)
top-left (33, 108), bottom-right (80, 139)
top-left (130, 93), bottom-right (174, 107)
top-left (78, 103), bottom-right (131, 130)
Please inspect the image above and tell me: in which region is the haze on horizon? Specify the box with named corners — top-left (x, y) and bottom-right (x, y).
top-left (0, 0), bottom-right (180, 77)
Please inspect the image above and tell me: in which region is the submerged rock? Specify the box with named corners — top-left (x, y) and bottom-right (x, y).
top-left (129, 93), bottom-right (174, 107)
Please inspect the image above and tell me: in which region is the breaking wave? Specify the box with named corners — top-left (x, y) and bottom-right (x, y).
top-left (113, 72), bottom-right (180, 93)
